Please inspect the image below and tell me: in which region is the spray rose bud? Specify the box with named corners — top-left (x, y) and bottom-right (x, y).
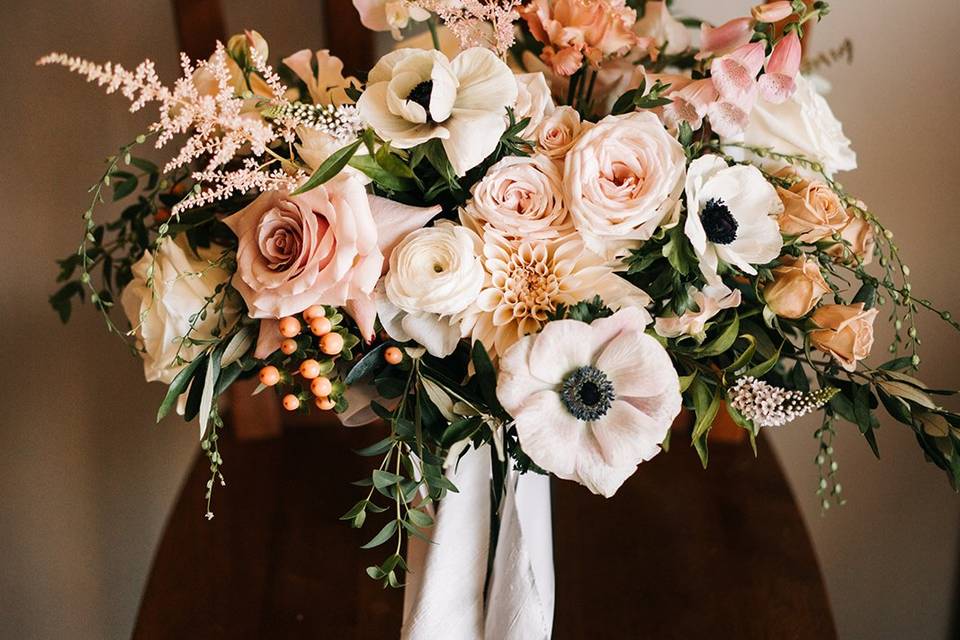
top-left (227, 30), bottom-right (269, 67)
top-left (826, 211), bottom-right (875, 266)
top-left (809, 303), bottom-right (878, 371)
top-left (752, 2), bottom-right (794, 23)
top-left (764, 255), bottom-right (831, 319)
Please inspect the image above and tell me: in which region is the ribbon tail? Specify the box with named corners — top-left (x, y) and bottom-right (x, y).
top-left (484, 467), bottom-right (555, 640)
top-left (401, 446), bottom-right (491, 640)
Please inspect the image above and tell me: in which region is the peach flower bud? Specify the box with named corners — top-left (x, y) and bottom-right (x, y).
top-left (810, 303), bottom-right (879, 372)
top-left (697, 17), bottom-right (755, 60)
top-left (764, 255), bottom-right (831, 319)
top-left (752, 2), bottom-right (794, 23)
top-left (826, 212), bottom-right (876, 266)
top-left (777, 178), bottom-right (850, 242)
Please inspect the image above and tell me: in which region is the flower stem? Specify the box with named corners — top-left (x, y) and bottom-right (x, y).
top-left (427, 17), bottom-right (441, 51)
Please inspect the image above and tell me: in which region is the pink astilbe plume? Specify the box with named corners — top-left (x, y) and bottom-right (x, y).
top-left (412, 0), bottom-right (522, 56)
top-left (37, 44), bottom-right (301, 214)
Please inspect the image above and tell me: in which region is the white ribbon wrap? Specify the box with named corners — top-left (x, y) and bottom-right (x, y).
top-left (401, 446), bottom-right (555, 640)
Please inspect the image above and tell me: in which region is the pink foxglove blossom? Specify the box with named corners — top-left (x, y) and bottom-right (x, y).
top-left (758, 31), bottom-right (802, 103)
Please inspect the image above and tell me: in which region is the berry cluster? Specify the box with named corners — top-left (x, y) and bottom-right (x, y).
top-left (256, 304), bottom-right (360, 413)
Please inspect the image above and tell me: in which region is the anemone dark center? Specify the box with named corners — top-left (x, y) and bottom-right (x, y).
top-left (701, 198), bottom-right (738, 245)
top-left (406, 80), bottom-right (434, 121)
top-left (560, 366), bottom-right (615, 422)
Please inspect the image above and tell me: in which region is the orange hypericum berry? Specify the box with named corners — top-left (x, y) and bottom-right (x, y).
top-left (258, 365), bottom-right (281, 386)
top-left (299, 359), bottom-right (321, 379)
top-left (278, 316), bottom-right (301, 338)
top-left (309, 316), bottom-right (332, 336)
top-left (280, 338), bottom-right (298, 355)
top-left (282, 394), bottom-right (300, 411)
top-left (154, 208), bottom-right (171, 222)
top-left (320, 332), bottom-right (344, 355)
top-left (315, 396), bottom-right (335, 411)
top-left (384, 346), bottom-right (403, 365)
top-left (310, 376), bottom-right (333, 397)
top-left (303, 305), bottom-right (326, 321)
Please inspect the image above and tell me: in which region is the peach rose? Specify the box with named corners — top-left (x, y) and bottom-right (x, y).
top-left (225, 175), bottom-right (439, 335)
top-left (809, 303), bottom-right (878, 371)
top-left (826, 211), bottom-right (875, 266)
top-left (564, 111), bottom-right (686, 255)
top-left (462, 153), bottom-right (573, 241)
top-left (534, 106), bottom-right (583, 159)
top-left (763, 255), bottom-right (830, 319)
top-left (777, 178), bottom-right (849, 242)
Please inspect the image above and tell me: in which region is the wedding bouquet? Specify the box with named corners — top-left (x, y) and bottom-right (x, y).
top-left (41, 0), bottom-right (959, 635)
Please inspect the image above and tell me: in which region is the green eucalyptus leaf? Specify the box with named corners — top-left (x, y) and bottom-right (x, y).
top-left (292, 138), bottom-right (362, 195)
top-left (157, 354), bottom-right (206, 422)
top-left (698, 314), bottom-right (740, 357)
top-left (346, 342), bottom-right (389, 384)
top-left (360, 520), bottom-right (398, 549)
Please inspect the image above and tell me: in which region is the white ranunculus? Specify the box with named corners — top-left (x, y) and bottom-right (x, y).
top-left (684, 155), bottom-right (784, 284)
top-left (564, 111), bottom-right (686, 256)
top-left (737, 73), bottom-right (856, 177)
top-left (513, 72), bottom-right (555, 137)
top-left (461, 153), bottom-right (572, 241)
top-left (379, 223), bottom-right (484, 357)
top-left (121, 238), bottom-right (238, 385)
top-left (357, 47), bottom-right (518, 176)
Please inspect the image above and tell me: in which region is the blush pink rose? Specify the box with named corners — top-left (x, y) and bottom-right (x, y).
top-left (225, 175), bottom-right (439, 346)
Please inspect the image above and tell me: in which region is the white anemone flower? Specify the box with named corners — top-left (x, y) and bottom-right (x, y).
top-left (357, 47), bottom-right (518, 176)
top-left (683, 155), bottom-right (783, 284)
top-left (496, 307), bottom-right (682, 498)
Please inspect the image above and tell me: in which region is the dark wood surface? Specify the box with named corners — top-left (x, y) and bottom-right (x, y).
top-left (133, 423), bottom-right (835, 639)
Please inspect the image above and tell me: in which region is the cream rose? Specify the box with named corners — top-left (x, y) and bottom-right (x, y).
top-left (513, 72), bottom-right (555, 138)
top-left (378, 223), bottom-right (484, 357)
top-left (564, 111), bottom-right (686, 254)
top-left (763, 255), bottom-right (830, 319)
top-left (777, 178), bottom-right (849, 242)
top-left (810, 303), bottom-right (878, 372)
top-left (534, 106), bottom-right (583, 159)
top-left (462, 154), bottom-right (573, 241)
top-left (121, 238), bottom-right (238, 384)
top-left (738, 74), bottom-right (857, 177)
top-left (224, 175), bottom-right (439, 328)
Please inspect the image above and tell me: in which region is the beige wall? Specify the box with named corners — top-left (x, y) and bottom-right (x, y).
top-left (0, 1), bottom-right (956, 639)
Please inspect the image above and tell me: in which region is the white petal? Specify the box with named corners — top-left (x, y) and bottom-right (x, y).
top-left (401, 311), bottom-right (462, 357)
top-left (442, 109), bottom-right (507, 176)
top-left (573, 454), bottom-right (640, 498)
top-left (596, 331), bottom-right (672, 398)
top-left (429, 58), bottom-right (459, 122)
top-left (589, 400), bottom-right (665, 467)
top-left (451, 48), bottom-right (518, 112)
top-left (496, 334), bottom-right (553, 414)
top-left (369, 48), bottom-right (419, 84)
top-left (527, 319), bottom-right (593, 385)
top-left (514, 390), bottom-right (583, 480)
